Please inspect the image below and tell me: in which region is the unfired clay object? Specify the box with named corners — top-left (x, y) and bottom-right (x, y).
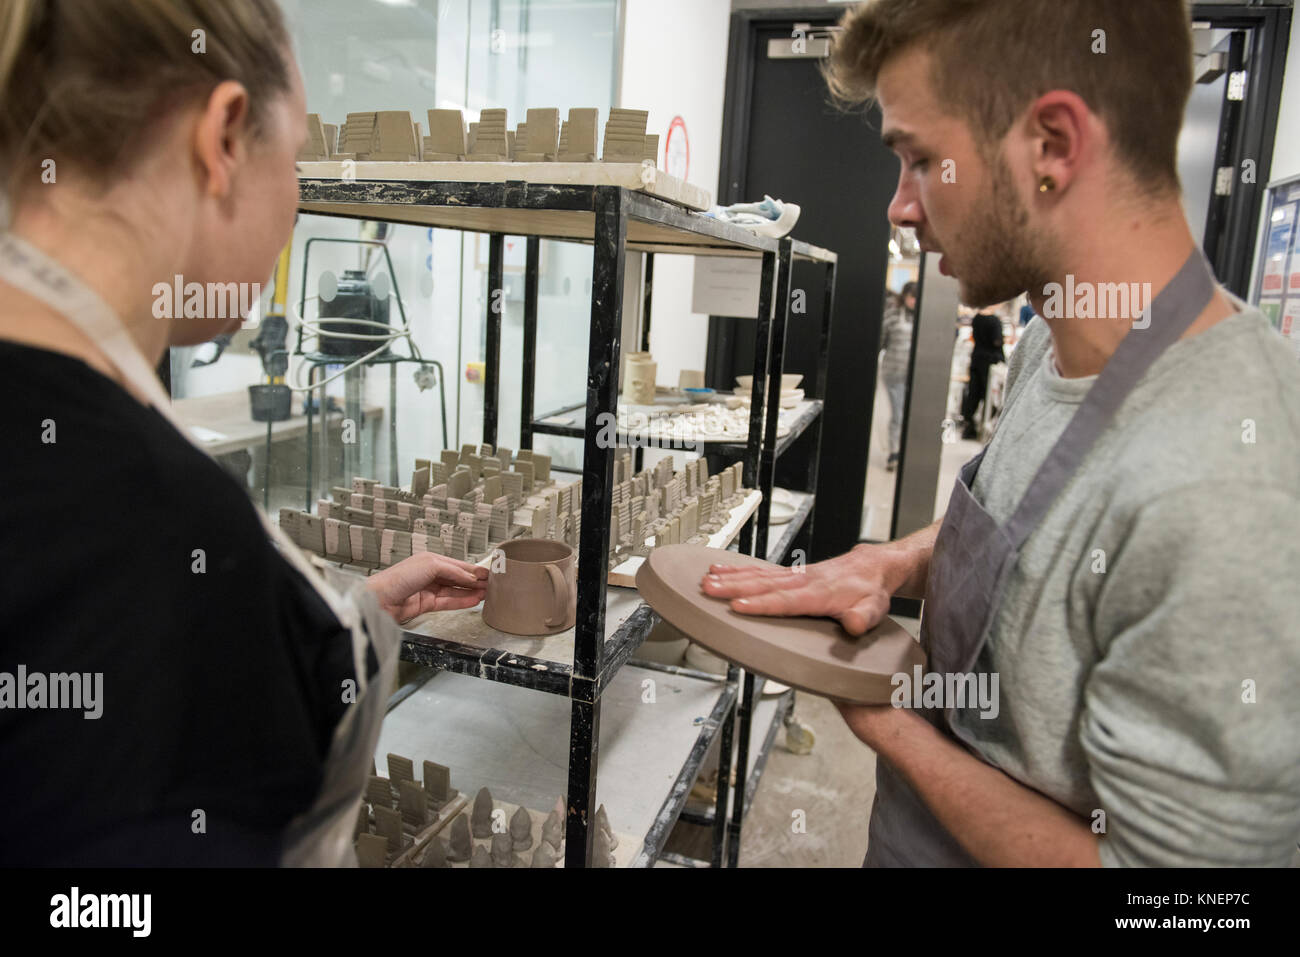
top-left (468, 108), bottom-right (509, 161)
top-left (602, 108), bottom-right (650, 162)
top-left (515, 107), bottom-right (560, 162)
top-left (592, 825), bottom-right (616, 867)
top-left (425, 108), bottom-right (467, 160)
top-left (531, 844), bottom-right (558, 868)
top-left (482, 538), bottom-right (577, 636)
top-left (595, 804), bottom-right (617, 851)
top-left (469, 845), bottom-right (492, 868)
top-left (299, 113), bottom-right (330, 161)
top-left (510, 805), bottom-right (534, 850)
top-left (542, 809), bottom-right (564, 851)
top-left (558, 108), bottom-right (599, 161)
top-left (625, 355), bottom-right (658, 405)
top-left (447, 814), bottom-right (473, 862)
top-left (421, 837), bottom-right (450, 868)
top-left (490, 831), bottom-right (513, 867)
top-left (355, 832), bottom-right (389, 868)
top-left (471, 787), bottom-right (495, 838)
top-left (635, 545), bottom-right (926, 705)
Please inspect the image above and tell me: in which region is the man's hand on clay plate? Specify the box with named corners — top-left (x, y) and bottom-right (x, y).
top-left (699, 546), bottom-right (894, 636)
top-left (366, 552), bottom-right (488, 624)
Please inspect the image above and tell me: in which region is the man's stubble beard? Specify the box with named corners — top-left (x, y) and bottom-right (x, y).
top-left (954, 151), bottom-right (1055, 309)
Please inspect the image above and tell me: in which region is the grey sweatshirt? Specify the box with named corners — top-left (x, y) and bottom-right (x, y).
top-left (952, 307), bottom-right (1300, 866)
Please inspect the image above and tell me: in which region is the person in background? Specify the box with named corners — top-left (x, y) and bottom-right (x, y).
top-left (1018, 297), bottom-right (1036, 327)
top-left (879, 281), bottom-right (916, 470)
top-left (960, 310), bottom-right (1005, 439)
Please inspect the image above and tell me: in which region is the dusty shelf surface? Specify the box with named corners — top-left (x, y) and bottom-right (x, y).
top-left (376, 664), bottom-right (727, 864)
top-left (298, 160), bottom-right (712, 210)
top-left (398, 488), bottom-right (762, 667)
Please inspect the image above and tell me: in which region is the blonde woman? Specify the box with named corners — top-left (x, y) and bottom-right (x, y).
top-left (0, 0), bottom-right (486, 865)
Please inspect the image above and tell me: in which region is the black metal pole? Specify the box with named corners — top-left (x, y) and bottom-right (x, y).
top-left (389, 362), bottom-right (398, 486)
top-left (805, 258), bottom-right (836, 550)
top-left (264, 419), bottom-right (273, 513)
top-left (738, 250), bottom-right (775, 557)
top-left (521, 236), bottom-right (540, 449)
top-left (484, 232), bottom-right (504, 448)
top-left (636, 252), bottom-right (654, 473)
top-left (726, 670), bottom-right (756, 867)
top-left (711, 670), bottom-right (738, 867)
top-left (304, 363), bottom-right (316, 511)
top-left (755, 240), bottom-right (792, 560)
top-left (641, 252), bottom-right (654, 353)
top-left (565, 186), bottom-right (627, 868)
top-left (725, 248), bottom-right (776, 866)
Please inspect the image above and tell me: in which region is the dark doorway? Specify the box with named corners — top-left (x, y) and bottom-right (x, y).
top-left (708, 5), bottom-right (897, 560)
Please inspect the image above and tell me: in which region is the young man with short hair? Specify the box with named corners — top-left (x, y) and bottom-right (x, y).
top-left (704, 0), bottom-right (1300, 866)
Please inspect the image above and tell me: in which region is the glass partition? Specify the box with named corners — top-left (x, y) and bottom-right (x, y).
top-left (168, 0), bottom-right (620, 513)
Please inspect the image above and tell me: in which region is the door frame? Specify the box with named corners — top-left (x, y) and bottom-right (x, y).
top-left (718, 4), bottom-right (1291, 295)
top-left (1194, 3), bottom-right (1293, 295)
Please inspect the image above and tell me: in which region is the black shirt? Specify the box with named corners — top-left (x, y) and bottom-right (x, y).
top-left (0, 342), bottom-right (355, 865)
top-left (970, 312), bottom-right (1006, 362)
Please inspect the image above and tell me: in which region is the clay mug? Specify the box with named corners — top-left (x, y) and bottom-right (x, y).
top-left (482, 538), bottom-right (577, 636)
top-left (621, 350), bottom-right (651, 389)
top-left (627, 357), bottom-right (658, 405)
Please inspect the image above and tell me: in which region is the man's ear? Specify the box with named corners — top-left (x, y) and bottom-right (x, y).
top-left (1023, 90), bottom-right (1094, 196)
top-left (193, 80), bottom-right (252, 200)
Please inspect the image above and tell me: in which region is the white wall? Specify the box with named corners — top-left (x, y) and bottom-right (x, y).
top-left (1270, 9), bottom-right (1300, 183)
top-left (618, 0), bottom-right (732, 388)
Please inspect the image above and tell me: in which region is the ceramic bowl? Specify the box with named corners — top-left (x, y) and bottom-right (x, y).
top-left (735, 373), bottom-right (803, 391)
top-left (769, 500), bottom-right (798, 525)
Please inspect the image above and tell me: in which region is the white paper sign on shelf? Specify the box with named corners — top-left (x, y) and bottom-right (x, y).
top-left (691, 256), bottom-right (763, 318)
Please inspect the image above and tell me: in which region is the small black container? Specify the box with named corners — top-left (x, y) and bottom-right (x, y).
top-left (249, 384), bottom-right (292, 422)
top-left (319, 269), bottom-right (390, 357)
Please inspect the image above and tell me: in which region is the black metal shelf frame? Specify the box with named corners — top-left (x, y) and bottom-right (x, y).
top-left (527, 230), bottom-right (838, 868)
top-left (296, 177), bottom-right (814, 869)
top-left (720, 238), bottom-right (836, 867)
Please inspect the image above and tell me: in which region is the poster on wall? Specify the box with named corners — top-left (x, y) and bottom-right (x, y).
top-left (1259, 202), bottom-right (1293, 300)
top-left (1280, 297), bottom-right (1300, 359)
top-left (1252, 176), bottom-right (1300, 354)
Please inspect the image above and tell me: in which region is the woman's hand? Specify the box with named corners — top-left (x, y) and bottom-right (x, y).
top-left (365, 552), bottom-right (488, 624)
top-left (699, 544), bottom-right (902, 636)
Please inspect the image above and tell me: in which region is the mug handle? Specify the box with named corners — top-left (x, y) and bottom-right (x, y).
top-left (544, 564), bottom-right (570, 628)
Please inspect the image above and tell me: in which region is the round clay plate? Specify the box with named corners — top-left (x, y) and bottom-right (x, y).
top-left (636, 545), bottom-right (926, 705)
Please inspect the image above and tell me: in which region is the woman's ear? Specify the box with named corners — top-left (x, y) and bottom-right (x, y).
top-left (192, 80), bottom-right (253, 200)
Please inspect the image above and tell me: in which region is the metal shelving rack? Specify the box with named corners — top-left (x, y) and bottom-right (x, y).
top-left (296, 175), bottom-right (837, 867)
top-left (663, 238), bottom-right (836, 865)
top-left (536, 236), bottom-right (837, 866)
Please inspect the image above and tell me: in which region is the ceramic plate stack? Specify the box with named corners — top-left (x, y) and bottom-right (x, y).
top-left (734, 374), bottom-right (804, 409)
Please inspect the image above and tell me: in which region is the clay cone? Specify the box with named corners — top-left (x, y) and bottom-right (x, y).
top-left (531, 843), bottom-right (558, 868)
top-left (595, 803), bottom-right (618, 851)
top-left (510, 805), bottom-right (533, 850)
top-left (490, 831), bottom-right (513, 867)
top-left (421, 837), bottom-right (450, 868)
top-left (542, 809), bottom-right (564, 851)
top-left (471, 786), bottom-right (495, 838)
top-left (447, 814), bottom-right (473, 862)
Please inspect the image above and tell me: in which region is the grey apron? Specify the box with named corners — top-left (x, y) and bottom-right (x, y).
top-left (865, 250), bottom-right (1218, 866)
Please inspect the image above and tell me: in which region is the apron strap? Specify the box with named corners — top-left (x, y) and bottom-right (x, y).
top-left (1003, 250), bottom-right (1218, 549)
